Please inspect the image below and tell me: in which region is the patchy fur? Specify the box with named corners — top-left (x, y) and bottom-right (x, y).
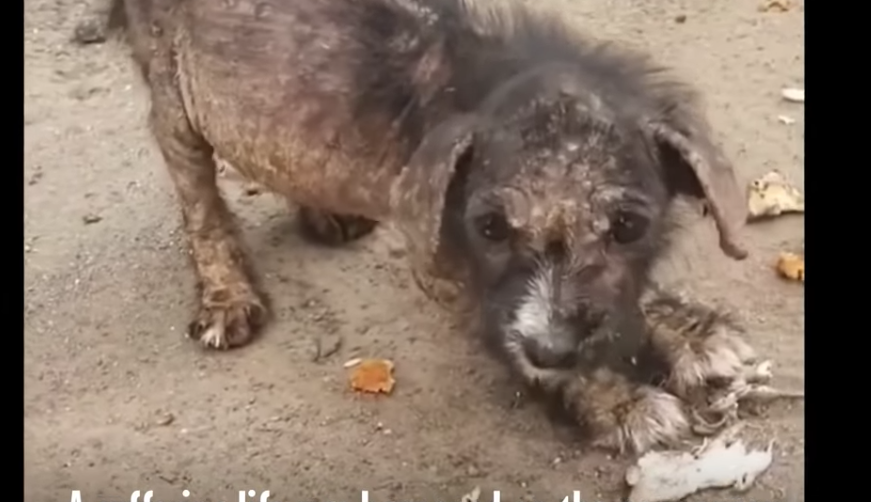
top-left (109, 0), bottom-right (748, 451)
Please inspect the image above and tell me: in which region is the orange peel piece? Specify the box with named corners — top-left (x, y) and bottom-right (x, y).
top-left (349, 358), bottom-right (395, 394)
top-left (775, 252), bottom-right (804, 282)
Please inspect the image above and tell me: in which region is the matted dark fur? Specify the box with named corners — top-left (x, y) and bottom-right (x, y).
top-left (108, 0), bottom-right (750, 453)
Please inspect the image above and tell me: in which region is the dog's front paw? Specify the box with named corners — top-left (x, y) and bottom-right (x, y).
top-left (667, 324), bottom-right (756, 398)
top-left (188, 288), bottom-right (268, 349)
top-left (565, 368), bottom-right (691, 455)
top-left (643, 291), bottom-right (756, 398)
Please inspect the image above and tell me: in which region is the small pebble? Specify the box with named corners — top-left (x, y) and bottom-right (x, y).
top-left (344, 357), bottom-right (362, 368)
top-left (781, 88), bottom-right (805, 103)
top-left (82, 214), bottom-right (102, 224)
top-left (156, 413), bottom-right (174, 426)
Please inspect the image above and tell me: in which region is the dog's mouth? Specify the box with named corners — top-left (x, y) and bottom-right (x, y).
top-left (503, 331), bottom-right (577, 390)
top-left (522, 337), bottom-right (579, 370)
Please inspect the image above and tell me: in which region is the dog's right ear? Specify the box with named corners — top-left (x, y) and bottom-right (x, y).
top-left (390, 114), bottom-right (479, 277)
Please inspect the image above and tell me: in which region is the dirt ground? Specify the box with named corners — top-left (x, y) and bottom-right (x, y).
top-left (24, 0), bottom-right (805, 500)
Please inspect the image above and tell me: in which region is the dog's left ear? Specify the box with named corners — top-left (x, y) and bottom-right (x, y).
top-left (645, 116), bottom-right (749, 260)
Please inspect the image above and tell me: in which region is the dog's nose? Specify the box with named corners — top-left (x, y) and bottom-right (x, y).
top-left (523, 336), bottom-right (576, 369)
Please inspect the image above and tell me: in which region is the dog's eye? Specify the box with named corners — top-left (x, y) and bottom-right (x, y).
top-left (610, 211), bottom-right (649, 244)
top-left (476, 213), bottom-right (511, 242)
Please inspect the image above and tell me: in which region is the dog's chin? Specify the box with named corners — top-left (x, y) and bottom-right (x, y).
top-left (508, 350), bottom-right (575, 391)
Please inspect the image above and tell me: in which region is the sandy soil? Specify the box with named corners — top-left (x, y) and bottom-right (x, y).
top-left (24, 0), bottom-right (805, 500)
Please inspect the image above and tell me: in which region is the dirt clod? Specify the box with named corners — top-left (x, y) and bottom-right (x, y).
top-left (28, 168), bottom-right (43, 186)
top-left (312, 333), bottom-right (343, 362)
top-left (72, 19), bottom-right (107, 44)
top-left (82, 213), bottom-right (102, 224)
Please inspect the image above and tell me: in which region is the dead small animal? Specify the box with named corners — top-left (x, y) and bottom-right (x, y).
top-left (625, 424), bottom-right (774, 502)
top-left (108, 0), bottom-right (750, 456)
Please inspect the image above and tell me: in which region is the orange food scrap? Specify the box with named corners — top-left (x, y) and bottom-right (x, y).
top-left (349, 358), bottom-right (395, 394)
top-left (776, 252), bottom-right (804, 282)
